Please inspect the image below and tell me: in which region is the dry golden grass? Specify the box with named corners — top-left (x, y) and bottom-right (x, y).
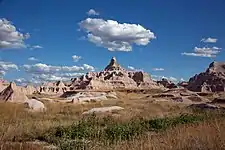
top-left (0, 101), bottom-right (106, 142)
top-left (98, 118), bottom-right (225, 150)
top-left (0, 92), bottom-right (185, 141)
top-left (0, 91), bottom-right (224, 150)
top-left (1, 117), bottom-right (225, 150)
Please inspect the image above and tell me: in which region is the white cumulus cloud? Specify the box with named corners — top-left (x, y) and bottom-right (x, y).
top-left (0, 18), bottom-right (30, 49)
top-left (28, 57), bottom-right (39, 61)
top-left (152, 68), bottom-right (164, 71)
top-left (83, 64), bottom-right (95, 71)
top-left (34, 74), bottom-right (69, 82)
top-left (23, 63), bottom-right (95, 74)
top-left (180, 78), bottom-right (185, 82)
top-left (23, 63), bottom-right (95, 82)
top-left (58, 72), bottom-right (85, 78)
top-left (14, 77), bottom-right (41, 86)
top-left (14, 78), bottom-right (26, 83)
top-left (72, 55), bottom-right (82, 62)
top-left (0, 70), bottom-right (6, 76)
top-left (0, 61), bottom-right (18, 76)
top-left (0, 61), bottom-right (18, 70)
top-left (151, 75), bottom-right (178, 82)
top-left (181, 47), bottom-right (222, 58)
top-left (87, 9), bottom-right (99, 16)
top-left (169, 77), bottom-right (178, 82)
top-left (32, 72), bottom-right (85, 82)
top-left (14, 78), bottom-right (28, 86)
top-left (30, 45), bottom-right (43, 50)
top-left (201, 37), bottom-right (217, 43)
top-left (128, 66), bottom-right (135, 70)
top-left (79, 18), bottom-right (156, 51)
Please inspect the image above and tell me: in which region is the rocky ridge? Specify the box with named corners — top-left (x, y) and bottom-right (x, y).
top-left (69, 57), bottom-right (161, 90)
top-left (37, 57), bottom-right (162, 94)
top-left (188, 62), bottom-right (225, 92)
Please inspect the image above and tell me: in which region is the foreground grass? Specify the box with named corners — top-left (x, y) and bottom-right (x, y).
top-left (101, 117), bottom-right (225, 150)
top-left (37, 111), bottom-right (225, 150)
top-left (0, 92), bottom-right (185, 142)
top-left (1, 117), bottom-right (225, 150)
top-left (0, 91), bottom-right (225, 150)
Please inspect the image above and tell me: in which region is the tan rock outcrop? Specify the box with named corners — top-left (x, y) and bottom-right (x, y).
top-left (65, 91), bottom-right (117, 104)
top-left (70, 57), bottom-right (160, 90)
top-left (0, 79), bottom-right (9, 92)
top-left (0, 82), bottom-right (28, 102)
top-left (22, 85), bottom-right (37, 95)
top-left (39, 81), bottom-right (67, 95)
top-left (24, 99), bottom-right (46, 111)
top-left (177, 81), bottom-right (189, 88)
top-left (151, 88), bottom-right (209, 104)
top-left (38, 57), bottom-right (162, 94)
top-left (157, 78), bottom-right (178, 89)
top-left (188, 62), bottom-right (225, 92)
top-left (82, 106), bottom-right (124, 115)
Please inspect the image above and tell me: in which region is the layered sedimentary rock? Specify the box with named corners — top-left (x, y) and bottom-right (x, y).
top-left (151, 88), bottom-right (209, 104)
top-left (0, 82), bottom-right (28, 102)
top-left (157, 78), bottom-right (178, 89)
top-left (177, 81), bottom-right (189, 88)
top-left (37, 57), bottom-right (161, 94)
top-left (65, 91), bottom-right (117, 104)
top-left (0, 79), bottom-right (10, 92)
top-left (38, 81), bottom-right (67, 94)
top-left (22, 85), bottom-right (37, 95)
top-left (70, 57), bottom-right (160, 90)
top-left (188, 62), bottom-right (225, 92)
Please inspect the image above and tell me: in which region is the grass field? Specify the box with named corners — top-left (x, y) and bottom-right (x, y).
top-left (0, 91), bottom-right (224, 150)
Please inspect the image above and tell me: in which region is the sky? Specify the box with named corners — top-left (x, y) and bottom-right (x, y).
top-left (0, 0), bottom-right (225, 85)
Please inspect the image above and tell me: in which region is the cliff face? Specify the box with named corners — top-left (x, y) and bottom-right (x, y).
top-left (188, 62), bottom-right (225, 92)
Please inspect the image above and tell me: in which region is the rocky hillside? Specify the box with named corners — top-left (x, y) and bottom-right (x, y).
top-left (188, 62), bottom-right (225, 92)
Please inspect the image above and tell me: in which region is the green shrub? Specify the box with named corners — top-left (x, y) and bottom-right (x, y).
top-left (38, 112), bottom-right (225, 148)
top-left (104, 121), bottom-right (144, 141)
top-left (170, 114), bottom-right (204, 126)
top-left (58, 138), bottom-right (90, 150)
top-left (142, 118), bottom-right (171, 130)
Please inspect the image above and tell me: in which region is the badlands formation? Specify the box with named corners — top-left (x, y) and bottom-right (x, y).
top-left (69, 57), bottom-right (161, 90)
top-left (0, 82), bottom-right (29, 102)
top-left (36, 59), bottom-right (225, 95)
top-left (188, 62), bottom-right (225, 92)
top-left (37, 57), bottom-right (162, 95)
top-left (0, 57), bottom-right (225, 112)
top-left (0, 57), bottom-right (163, 112)
top-left (0, 79), bottom-right (9, 92)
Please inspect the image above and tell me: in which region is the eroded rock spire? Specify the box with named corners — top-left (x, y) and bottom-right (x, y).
top-left (104, 57), bottom-right (123, 71)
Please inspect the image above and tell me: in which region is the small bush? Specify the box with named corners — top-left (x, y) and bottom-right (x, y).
top-left (143, 118), bottom-right (171, 130)
top-left (170, 114), bottom-right (204, 125)
top-left (104, 121), bottom-right (144, 141)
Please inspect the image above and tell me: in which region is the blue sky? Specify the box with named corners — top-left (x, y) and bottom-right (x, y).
top-left (0, 0), bottom-right (225, 84)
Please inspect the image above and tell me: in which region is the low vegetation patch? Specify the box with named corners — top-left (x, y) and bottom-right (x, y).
top-left (38, 111), bottom-right (225, 149)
